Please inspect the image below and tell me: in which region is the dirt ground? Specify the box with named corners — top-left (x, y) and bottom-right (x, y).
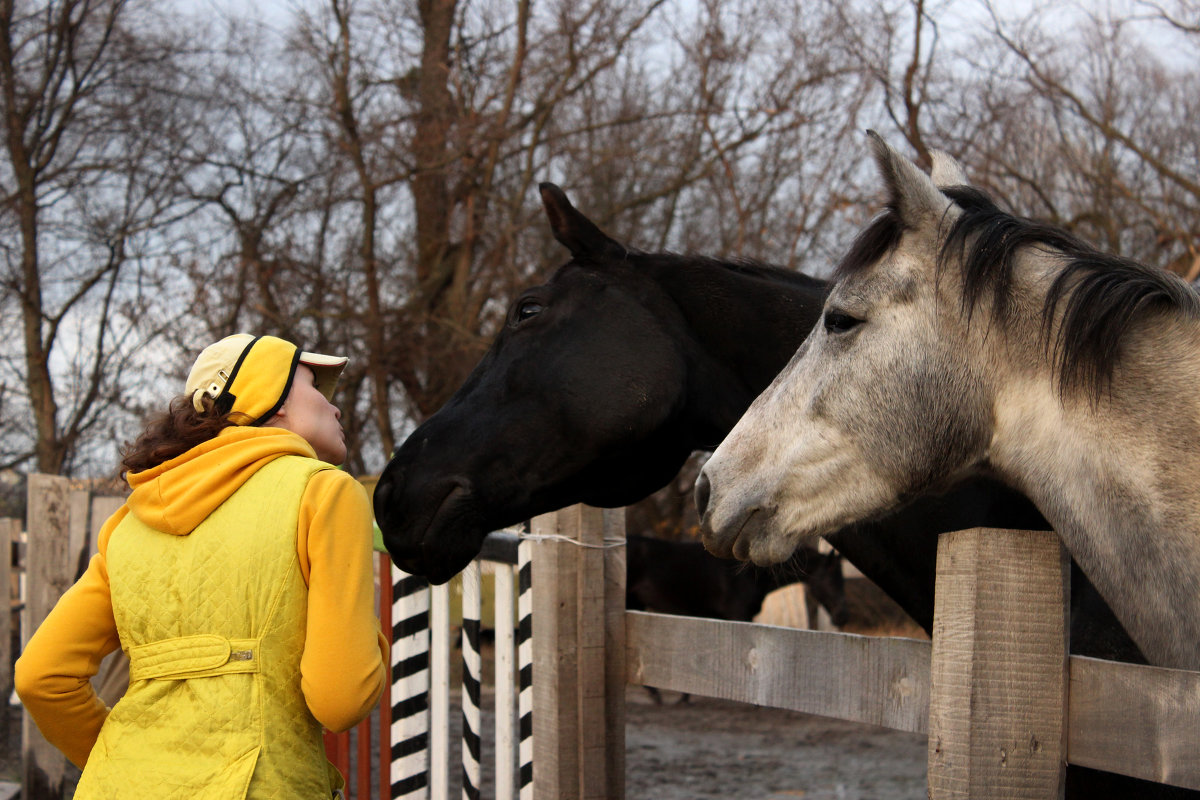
top-left (624, 688), bottom-right (927, 800)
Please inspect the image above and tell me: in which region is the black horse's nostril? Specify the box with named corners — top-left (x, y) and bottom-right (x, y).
top-left (695, 472), bottom-right (711, 519)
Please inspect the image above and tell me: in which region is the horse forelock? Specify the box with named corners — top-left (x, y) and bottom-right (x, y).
top-left (832, 203), bottom-right (904, 282)
top-left (938, 184), bottom-right (1200, 399)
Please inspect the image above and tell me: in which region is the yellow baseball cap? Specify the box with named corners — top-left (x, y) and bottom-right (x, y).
top-left (185, 334), bottom-right (347, 425)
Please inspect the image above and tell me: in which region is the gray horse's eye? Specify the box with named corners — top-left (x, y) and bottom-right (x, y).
top-left (823, 310), bottom-right (862, 334)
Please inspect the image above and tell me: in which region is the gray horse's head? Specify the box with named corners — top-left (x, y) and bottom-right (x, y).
top-left (697, 133), bottom-right (995, 564)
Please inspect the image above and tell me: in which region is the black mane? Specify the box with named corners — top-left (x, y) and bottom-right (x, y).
top-left (943, 185), bottom-right (1200, 397)
top-left (713, 255), bottom-right (828, 290)
top-left (835, 184), bottom-right (1200, 398)
top-left (636, 249), bottom-right (829, 291)
top-left (559, 246), bottom-right (828, 293)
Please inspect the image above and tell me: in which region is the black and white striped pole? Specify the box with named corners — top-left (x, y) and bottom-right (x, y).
top-left (517, 537), bottom-right (534, 800)
top-left (390, 566), bottom-right (431, 799)
top-left (460, 562), bottom-right (483, 800)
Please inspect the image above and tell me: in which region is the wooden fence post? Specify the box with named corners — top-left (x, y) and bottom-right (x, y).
top-left (530, 504), bottom-right (625, 800)
top-left (0, 518), bottom-right (14, 755)
top-left (87, 496), bottom-right (128, 708)
top-left (927, 528), bottom-right (1069, 800)
top-left (22, 475), bottom-right (76, 800)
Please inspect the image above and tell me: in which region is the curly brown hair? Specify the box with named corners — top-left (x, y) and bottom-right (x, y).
top-left (121, 395), bottom-right (236, 475)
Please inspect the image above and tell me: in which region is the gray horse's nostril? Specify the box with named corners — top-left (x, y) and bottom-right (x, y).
top-left (695, 472), bottom-right (711, 519)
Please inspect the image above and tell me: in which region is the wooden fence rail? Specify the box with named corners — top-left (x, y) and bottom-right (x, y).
top-left (626, 528), bottom-right (1200, 797)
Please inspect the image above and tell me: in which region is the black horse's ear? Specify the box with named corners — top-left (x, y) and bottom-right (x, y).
top-left (539, 183), bottom-right (628, 259)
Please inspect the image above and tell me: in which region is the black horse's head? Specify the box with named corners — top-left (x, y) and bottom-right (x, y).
top-left (374, 185), bottom-right (704, 582)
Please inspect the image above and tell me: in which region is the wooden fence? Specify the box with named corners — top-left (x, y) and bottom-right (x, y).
top-left (527, 505), bottom-right (1200, 799)
top-left (8, 478), bottom-right (1200, 799)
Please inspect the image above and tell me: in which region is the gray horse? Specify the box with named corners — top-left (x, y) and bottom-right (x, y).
top-left (697, 132), bottom-right (1200, 671)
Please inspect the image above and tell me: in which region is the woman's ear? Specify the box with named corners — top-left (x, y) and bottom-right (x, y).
top-left (263, 403), bottom-right (288, 427)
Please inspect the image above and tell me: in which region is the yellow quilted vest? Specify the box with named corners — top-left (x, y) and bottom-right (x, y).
top-left (76, 456), bottom-right (342, 800)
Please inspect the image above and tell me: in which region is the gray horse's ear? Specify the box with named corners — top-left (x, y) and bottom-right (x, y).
top-left (866, 131), bottom-right (951, 226)
top-left (930, 149), bottom-right (969, 189)
top-left (539, 183), bottom-right (628, 259)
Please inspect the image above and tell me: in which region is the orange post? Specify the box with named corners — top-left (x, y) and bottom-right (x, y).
top-left (379, 551), bottom-right (394, 800)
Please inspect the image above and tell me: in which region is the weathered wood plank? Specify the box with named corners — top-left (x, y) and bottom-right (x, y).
top-left (0, 519), bottom-right (15, 753)
top-left (531, 505), bottom-right (624, 800)
top-left (530, 510), bottom-right (576, 800)
top-left (67, 489), bottom-right (90, 581)
top-left (573, 505), bottom-right (608, 800)
top-left (626, 611), bottom-right (932, 734)
top-left (601, 508), bottom-right (625, 800)
top-left (23, 474), bottom-right (73, 800)
top-left (85, 493), bottom-right (130, 707)
top-left (87, 495), bottom-right (124, 559)
top-left (926, 528), bottom-right (1068, 800)
top-left (1068, 655), bottom-right (1200, 790)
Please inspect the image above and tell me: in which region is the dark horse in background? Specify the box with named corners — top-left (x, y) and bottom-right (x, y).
top-left (626, 535), bottom-right (848, 628)
top-left (374, 184), bottom-right (1190, 798)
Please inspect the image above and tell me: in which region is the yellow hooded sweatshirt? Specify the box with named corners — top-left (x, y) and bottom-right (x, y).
top-left (15, 426), bottom-right (387, 797)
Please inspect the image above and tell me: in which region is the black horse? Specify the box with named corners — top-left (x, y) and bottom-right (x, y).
top-left (375, 183), bottom-right (827, 585)
top-left (374, 184), bottom-right (1189, 799)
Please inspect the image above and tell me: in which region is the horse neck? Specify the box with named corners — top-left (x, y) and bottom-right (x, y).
top-left (988, 326), bottom-right (1200, 669)
top-left (647, 258), bottom-right (826, 439)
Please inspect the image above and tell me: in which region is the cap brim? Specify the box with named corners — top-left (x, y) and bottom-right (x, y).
top-left (299, 351), bottom-right (347, 401)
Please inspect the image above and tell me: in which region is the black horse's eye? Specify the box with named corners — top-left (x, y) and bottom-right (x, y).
top-left (515, 299), bottom-right (544, 322)
top-left (823, 309), bottom-right (862, 334)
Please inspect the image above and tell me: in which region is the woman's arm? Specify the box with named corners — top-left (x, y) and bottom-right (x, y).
top-left (297, 469), bottom-right (388, 732)
top-left (15, 510), bottom-right (125, 769)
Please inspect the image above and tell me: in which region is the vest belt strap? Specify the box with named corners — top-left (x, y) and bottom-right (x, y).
top-left (128, 634), bottom-right (261, 681)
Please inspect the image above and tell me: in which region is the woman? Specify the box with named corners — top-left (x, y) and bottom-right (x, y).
top-left (16, 333), bottom-right (388, 799)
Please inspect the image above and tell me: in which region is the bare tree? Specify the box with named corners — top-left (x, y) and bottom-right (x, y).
top-left (970, 2), bottom-right (1200, 274)
top-left (846, 0), bottom-right (1200, 281)
top-left (264, 0), bottom-right (880, 472)
top-left (17, 0), bottom-right (1198, 480)
top-left (274, 0), bottom-right (696, 465)
top-left (0, 0), bottom-right (199, 474)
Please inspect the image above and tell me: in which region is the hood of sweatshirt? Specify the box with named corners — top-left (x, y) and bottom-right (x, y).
top-left (125, 426), bottom-right (319, 536)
